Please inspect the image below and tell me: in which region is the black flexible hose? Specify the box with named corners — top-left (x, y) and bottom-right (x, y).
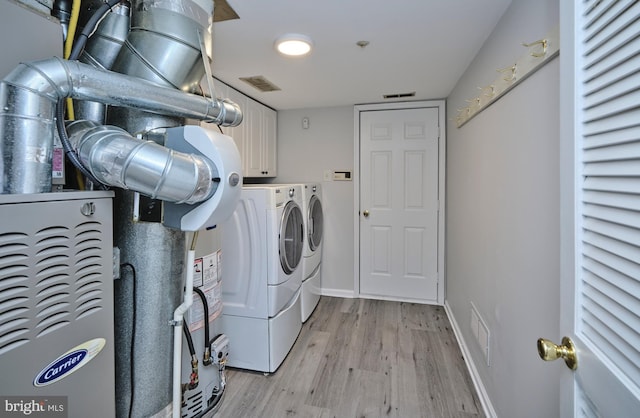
top-left (120, 263), bottom-right (137, 418)
top-left (57, 0), bottom-right (123, 189)
top-left (182, 319), bottom-right (196, 357)
top-left (193, 287), bottom-right (210, 355)
top-left (56, 98), bottom-right (105, 188)
top-left (69, 0), bottom-right (124, 60)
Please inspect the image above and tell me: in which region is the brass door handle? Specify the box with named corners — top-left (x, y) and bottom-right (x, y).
top-left (537, 336), bottom-right (577, 370)
top-left (362, 210), bottom-right (369, 218)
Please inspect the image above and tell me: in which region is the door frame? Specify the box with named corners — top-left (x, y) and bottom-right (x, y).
top-left (353, 100), bottom-right (446, 304)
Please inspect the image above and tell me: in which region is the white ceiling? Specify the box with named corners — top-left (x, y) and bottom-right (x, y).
top-left (212, 0), bottom-right (512, 110)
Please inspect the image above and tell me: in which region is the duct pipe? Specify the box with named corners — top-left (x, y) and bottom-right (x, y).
top-left (66, 120), bottom-right (219, 204)
top-left (112, 0), bottom-right (213, 93)
top-left (76, 1), bottom-right (131, 122)
top-left (4, 58), bottom-right (241, 124)
top-left (0, 58), bottom-right (241, 194)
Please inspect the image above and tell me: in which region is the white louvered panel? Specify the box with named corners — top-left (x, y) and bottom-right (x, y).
top-left (582, 0), bottom-right (631, 35)
top-left (583, 220), bottom-right (640, 253)
top-left (583, 159), bottom-right (640, 176)
top-left (583, 245), bottom-right (640, 295)
top-left (583, 204), bottom-right (640, 231)
top-left (583, 282), bottom-right (640, 358)
top-left (583, 177), bottom-right (640, 195)
top-left (583, 86), bottom-right (640, 122)
top-left (583, 262), bottom-right (640, 322)
top-left (582, 1), bottom-right (640, 60)
top-left (579, 0), bottom-right (640, 401)
top-left (577, 387), bottom-right (599, 418)
top-left (582, 107), bottom-right (640, 136)
top-left (583, 125), bottom-right (640, 149)
top-left (581, 289), bottom-right (640, 363)
top-left (584, 47), bottom-right (640, 93)
top-left (583, 191), bottom-right (640, 216)
top-left (584, 219), bottom-right (640, 250)
top-left (581, 302), bottom-right (640, 386)
top-left (583, 139), bottom-right (640, 162)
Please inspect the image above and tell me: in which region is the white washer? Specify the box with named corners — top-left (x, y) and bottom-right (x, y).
top-left (299, 183), bottom-right (323, 322)
top-left (219, 184), bottom-right (304, 372)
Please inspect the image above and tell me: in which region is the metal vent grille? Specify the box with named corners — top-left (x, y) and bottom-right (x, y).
top-left (0, 199), bottom-right (109, 356)
top-left (383, 91), bottom-right (416, 99)
top-left (239, 75), bottom-right (281, 92)
top-left (0, 232), bottom-right (31, 355)
top-left (181, 389), bottom-right (204, 418)
top-left (35, 225), bottom-right (72, 338)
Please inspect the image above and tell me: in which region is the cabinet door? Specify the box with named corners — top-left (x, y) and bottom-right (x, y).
top-left (262, 107), bottom-right (277, 177)
top-left (244, 98), bottom-right (265, 177)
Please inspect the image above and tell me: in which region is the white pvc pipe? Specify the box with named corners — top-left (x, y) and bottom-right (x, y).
top-left (172, 249), bottom-right (195, 418)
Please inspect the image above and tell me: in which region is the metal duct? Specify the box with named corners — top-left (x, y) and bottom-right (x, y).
top-left (4, 58), bottom-right (240, 123)
top-left (66, 120), bottom-right (219, 204)
top-left (112, 0), bottom-right (212, 93)
top-left (0, 57), bottom-right (241, 194)
top-left (76, 1), bottom-right (131, 122)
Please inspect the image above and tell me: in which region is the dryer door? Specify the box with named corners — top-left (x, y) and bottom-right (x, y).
top-left (307, 194), bottom-right (323, 251)
top-left (279, 201), bottom-right (304, 274)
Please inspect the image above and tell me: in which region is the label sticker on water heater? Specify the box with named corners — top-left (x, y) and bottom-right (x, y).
top-left (33, 338), bottom-right (106, 387)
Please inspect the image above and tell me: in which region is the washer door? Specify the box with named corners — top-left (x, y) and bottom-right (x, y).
top-left (279, 201), bottom-right (304, 274)
top-left (307, 194), bottom-right (323, 251)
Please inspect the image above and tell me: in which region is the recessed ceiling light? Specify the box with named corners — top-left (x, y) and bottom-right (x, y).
top-left (275, 34), bottom-right (313, 56)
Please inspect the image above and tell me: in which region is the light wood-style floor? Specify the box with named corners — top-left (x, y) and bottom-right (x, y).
top-left (217, 297), bottom-right (484, 418)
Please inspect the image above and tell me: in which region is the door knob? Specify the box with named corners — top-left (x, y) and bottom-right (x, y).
top-left (362, 210), bottom-right (369, 218)
top-left (537, 336), bottom-right (577, 370)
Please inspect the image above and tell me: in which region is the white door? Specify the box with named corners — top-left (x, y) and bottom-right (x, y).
top-left (555, 1), bottom-right (640, 416)
top-left (357, 102), bottom-right (444, 303)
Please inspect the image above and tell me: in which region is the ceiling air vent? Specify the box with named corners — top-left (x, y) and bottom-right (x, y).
top-left (239, 76), bottom-right (281, 93)
top-left (383, 91), bottom-right (416, 99)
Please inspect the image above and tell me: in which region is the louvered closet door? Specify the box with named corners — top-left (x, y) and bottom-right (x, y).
top-left (560, 0), bottom-right (640, 416)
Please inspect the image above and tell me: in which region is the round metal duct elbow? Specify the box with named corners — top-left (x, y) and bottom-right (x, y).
top-left (66, 120), bottom-right (218, 204)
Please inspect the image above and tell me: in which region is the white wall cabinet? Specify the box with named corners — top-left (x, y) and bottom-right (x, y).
top-left (212, 79), bottom-right (277, 178)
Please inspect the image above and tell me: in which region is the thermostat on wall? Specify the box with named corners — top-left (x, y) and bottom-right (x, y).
top-left (333, 170), bottom-right (352, 181)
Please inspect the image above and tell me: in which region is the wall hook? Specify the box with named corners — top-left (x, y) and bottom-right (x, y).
top-left (522, 39), bottom-right (548, 58)
top-left (456, 106), bottom-right (471, 115)
top-left (465, 97), bottom-right (481, 108)
top-left (497, 64), bottom-right (517, 82)
top-left (477, 85), bottom-right (496, 97)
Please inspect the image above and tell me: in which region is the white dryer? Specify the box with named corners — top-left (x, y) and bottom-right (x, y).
top-left (219, 184), bottom-right (304, 372)
top-left (300, 183), bottom-right (324, 322)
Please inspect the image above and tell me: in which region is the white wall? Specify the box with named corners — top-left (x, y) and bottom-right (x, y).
top-left (274, 107), bottom-right (355, 296)
top-left (446, 0), bottom-right (561, 417)
top-left (0, 1), bottom-right (61, 78)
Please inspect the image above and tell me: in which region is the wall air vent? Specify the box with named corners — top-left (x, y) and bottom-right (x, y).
top-left (213, 0), bottom-right (239, 22)
top-left (383, 91), bottom-right (416, 99)
top-left (239, 76), bottom-right (281, 93)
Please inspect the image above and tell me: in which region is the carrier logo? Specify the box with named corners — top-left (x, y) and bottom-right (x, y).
top-left (33, 338), bottom-right (106, 387)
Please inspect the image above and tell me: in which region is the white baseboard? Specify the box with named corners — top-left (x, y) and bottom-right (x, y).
top-left (444, 301), bottom-right (497, 418)
top-left (320, 288), bottom-right (355, 299)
